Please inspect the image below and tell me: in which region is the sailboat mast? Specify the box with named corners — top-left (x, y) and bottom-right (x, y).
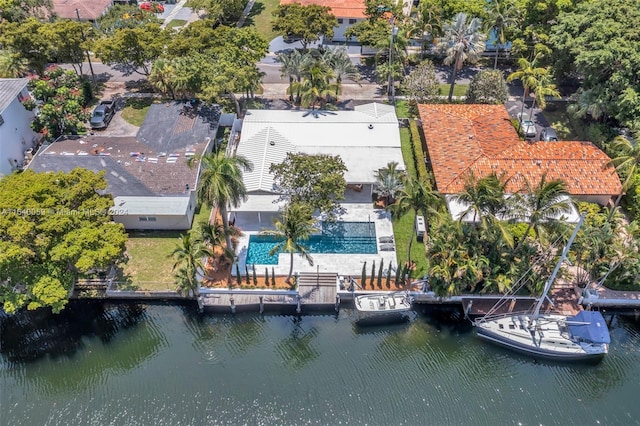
top-left (532, 213), bottom-right (585, 318)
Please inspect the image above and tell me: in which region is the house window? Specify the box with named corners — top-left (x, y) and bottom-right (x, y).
top-left (337, 18), bottom-right (343, 24)
top-left (138, 216), bottom-right (157, 222)
top-left (349, 19), bottom-right (357, 24)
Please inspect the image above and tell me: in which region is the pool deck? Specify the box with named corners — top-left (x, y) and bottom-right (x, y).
top-left (234, 203), bottom-right (397, 276)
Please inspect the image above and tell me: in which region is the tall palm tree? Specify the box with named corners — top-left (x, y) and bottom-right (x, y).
top-left (506, 55), bottom-right (547, 116)
top-left (374, 161), bottom-right (404, 206)
top-left (391, 176), bottom-right (440, 265)
top-left (407, 0), bottom-right (442, 57)
top-left (294, 58), bottom-right (337, 109)
top-left (149, 58), bottom-right (177, 99)
top-left (515, 173), bottom-right (572, 250)
top-left (195, 151), bottom-right (253, 251)
top-left (451, 171), bottom-right (509, 227)
top-left (529, 73), bottom-right (561, 113)
top-left (322, 48), bottom-right (360, 99)
top-left (485, 0), bottom-right (521, 69)
top-left (171, 233), bottom-right (212, 297)
top-left (199, 220), bottom-right (235, 266)
top-left (608, 133), bottom-right (640, 215)
top-left (277, 49), bottom-right (306, 103)
top-left (261, 202), bottom-right (318, 283)
top-left (437, 13), bottom-right (487, 102)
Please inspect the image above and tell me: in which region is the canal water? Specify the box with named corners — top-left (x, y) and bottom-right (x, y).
top-left (1, 302), bottom-right (640, 425)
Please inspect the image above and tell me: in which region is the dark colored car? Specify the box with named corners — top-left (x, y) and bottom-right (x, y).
top-left (90, 100), bottom-right (115, 129)
top-left (540, 127), bottom-right (558, 141)
top-left (283, 34), bottom-right (302, 44)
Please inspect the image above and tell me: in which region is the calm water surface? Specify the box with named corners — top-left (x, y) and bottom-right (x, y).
top-left (1, 302), bottom-right (640, 425)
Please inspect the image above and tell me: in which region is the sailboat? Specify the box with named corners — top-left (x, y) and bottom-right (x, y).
top-left (474, 214), bottom-right (611, 362)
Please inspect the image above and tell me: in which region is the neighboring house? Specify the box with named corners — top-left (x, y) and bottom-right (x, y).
top-left (279, 0), bottom-right (366, 42)
top-left (0, 78), bottom-right (40, 178)
top-left (52, 0), bottom-right (113, 21)
top-left (417, 104), bottom-right (622, 222)
top-left (232, 103), bottom-right (403, 224)
top-left (28, 102), bottom-right (222, 230)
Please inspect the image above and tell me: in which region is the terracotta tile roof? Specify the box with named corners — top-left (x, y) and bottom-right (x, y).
top-left (53, 0), bottom-right (113, 20)
top-left (418, 104), bottom-right (621, 197)
top-left (279, 0), bottom-right (366, 19)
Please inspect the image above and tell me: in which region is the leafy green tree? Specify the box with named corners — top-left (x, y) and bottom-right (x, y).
top-left (0, 18), bottom-right (52, 73)
top-left (403, 60), bottom-right (441, 105)
top-left (96, 4), bottom-right (159, 35)
top-left (345, 0), bottom-right (401, 48)
top-left (0, 0), bottom-right (51, 22)
top-left (94, 23), bottom-right (168, 76)
top-left (24, 66), bottom-right (90, 140)
top-left (261, 203), bottom-right (318, 283)
top-left (270, 153), bottom-right (347, 221)
top-left (272, 3), bottom-right (338, 50)
top-left (166, 19), bottom-right (219, 57)
top-left (466, 69), bottom-right (508, 104)
top-left (608, 133), bottom-right (640, 214)
top-left (40, 19), bottom-right (94, 77)
top-left (484, 0), bottom-right (521, 69)
top-left (551, 0), bottom-right (640, 130)
top-left (194, 151), bottom-right (253, 250)
top-left (437, 12), bottom-right (486, 102)
top-left (0, 169), bottom-right (127, 314)
top-left (189, 0), bottom-right (246, 25)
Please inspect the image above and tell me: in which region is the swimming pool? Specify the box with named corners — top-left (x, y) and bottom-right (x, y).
top-left (245, 221), bottom-right (378, 265)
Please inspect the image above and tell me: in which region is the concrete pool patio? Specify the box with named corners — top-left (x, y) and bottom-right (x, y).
top-left (233, 203), bottom-right (397, 277)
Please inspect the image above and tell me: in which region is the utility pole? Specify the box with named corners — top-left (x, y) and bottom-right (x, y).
top-left (387, 19), bottom-right (398, 104)
top-left (75, 8), bottom-right (97, 86)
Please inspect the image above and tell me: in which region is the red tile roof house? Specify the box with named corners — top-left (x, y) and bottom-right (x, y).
top-left (417, 104), bottom-right (622, 222)
top-left (53, 0), bottom-right (114, 21)
top-left (279, 0), bottom-right (366, 42)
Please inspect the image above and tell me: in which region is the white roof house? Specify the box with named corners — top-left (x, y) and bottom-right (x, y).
top-left (234, 103), bottom-right (403, 213)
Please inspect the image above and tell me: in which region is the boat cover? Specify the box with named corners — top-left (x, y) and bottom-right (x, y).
top-left (567, 311), bottom-right (611, 344)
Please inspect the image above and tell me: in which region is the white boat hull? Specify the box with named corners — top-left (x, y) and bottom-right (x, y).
top-left (476, 314), bottom-right (608, 362)
top-left (354, 293), bottom-right (412, 325)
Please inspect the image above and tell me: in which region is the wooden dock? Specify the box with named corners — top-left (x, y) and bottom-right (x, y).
top-left (200, 272), bottom-right (339, 314)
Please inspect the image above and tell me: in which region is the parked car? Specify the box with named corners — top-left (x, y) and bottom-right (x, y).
top-left (140, 1), bottom-right (164, 13)
top-left (283, 34), bottom-right (302, 44)
top-left (90, 100), bottom-right (115, 129)
top-left (517, 112), bottom-right (537, 138)
top-left (540, 127), bottom-right (558, 141)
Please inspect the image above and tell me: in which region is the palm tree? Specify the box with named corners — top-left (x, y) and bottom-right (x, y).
top-left (171, 233), bottom-right (212, 297)
top-left (374, 161), bottom-right (404, 206)
top-left (529, 73), bottom-right (561, 113)
top-left (515, 173), bottom-right (572, 249)
top-left (322, 48), bottom-right (360, 99)
top-left (485, 0), bottom-right (521, 69)
top-left (294, 58), bottom-right (337, 109)
top-left (199, 220), bottom-right (235, 267)
top-left (194, 151), bottom-right (253, 251)
top-left (261, 202), bottom-right (318, 283)
top-left (277, 49), bottom-right (306, 103)
top-left (407, 1), bottom-right (442, 57)
top-left (0, 49), bottom-right (29, 78)
top-left (506, 55), bottom-right (547, 116)
top-left (608, 133), bottom-right (640, 215)
top-left (391, 176), bottom-right (440, 265)
top-left (149, 58), bottom-right (177, 99)
top-left (451, 171), bottom-right (509, 227)
top-left (437, 13), bottom-right (487, 102)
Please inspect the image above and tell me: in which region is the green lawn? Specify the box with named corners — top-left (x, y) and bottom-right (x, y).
top-left (394, 100), bottom-right (410, 119)
top-left (120, 205), bottom-right (212, 291)
top-left (245, 0), bottom-right (280, 42)
top-left (542, 104), bottom-right (582, 140)
top-left (439, 83), bottom-right (468, 98)
top-left (165, 19), bottom-right (187, 29)
top-left (120, 98), bottom-right (155, 127)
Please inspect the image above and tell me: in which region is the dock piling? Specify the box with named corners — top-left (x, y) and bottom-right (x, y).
top-left (230, 297), bottom-right (236, 314)
top-left (259, 295), bottom-right (264, 314)
top-left (335, 294), bottom-right (340, 312)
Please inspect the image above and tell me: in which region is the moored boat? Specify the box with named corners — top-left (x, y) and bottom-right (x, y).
top-left (474, 214), bottom-right (611, 362)
top-left (354, 292), bottom-right (412, 325)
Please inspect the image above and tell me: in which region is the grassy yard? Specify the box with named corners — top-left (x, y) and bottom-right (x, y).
top-left (121, 98), bottom-right (155, 127)
top-left (439, 83), bottom-right (468, 98)
top-left (165, 19), bottom-right (187, 29)
top-left (120, 205), bottom-right (212, 291)
top-left (245, 0), bottom-right (280, 42)
top-left (394, 100), bottom-right (410, 119)
top-left (542, 104), bottom-right (582, 140)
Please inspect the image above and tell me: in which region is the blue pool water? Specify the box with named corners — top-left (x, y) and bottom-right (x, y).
top-left (246, 221), bottom-right (377, 265)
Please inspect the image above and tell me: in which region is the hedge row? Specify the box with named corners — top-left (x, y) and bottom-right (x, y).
top-left (409, 120), bottom-right (429, 182)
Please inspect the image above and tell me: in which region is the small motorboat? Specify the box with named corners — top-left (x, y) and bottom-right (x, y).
top-left (354, 292), bottom-right (412, 325)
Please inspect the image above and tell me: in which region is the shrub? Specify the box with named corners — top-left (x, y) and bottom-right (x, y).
top-left (466, 69), bottom-right (508, 104)
top-left (409, 120), bottom-right (429, 181)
